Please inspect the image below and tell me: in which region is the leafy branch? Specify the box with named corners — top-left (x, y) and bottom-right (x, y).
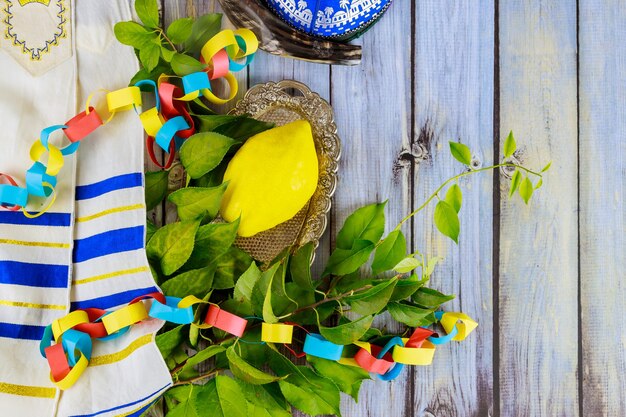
top-left (120, 2), bottom-right (550, 416)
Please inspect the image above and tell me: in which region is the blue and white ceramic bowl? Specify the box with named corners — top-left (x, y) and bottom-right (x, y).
top-left (264, 0), bottom-right (393, 40)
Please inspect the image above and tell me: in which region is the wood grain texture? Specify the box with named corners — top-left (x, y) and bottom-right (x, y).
top-left (329, 2), bottom-right (413, 416)
top-left (578, 1), bottom-right (626, 415)
top-left (411, 2), bottom-right (494, 416)
top-left (498, 1), bottom-right (579, 415)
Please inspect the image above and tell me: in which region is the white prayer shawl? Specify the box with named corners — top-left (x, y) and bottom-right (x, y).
top-left (0, 1), bottom-right (172, 416)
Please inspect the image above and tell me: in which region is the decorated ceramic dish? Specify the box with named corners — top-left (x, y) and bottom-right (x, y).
top-left (264, 0), bottom-right (393, 40)
top-left (229, 80), bottom-right (341, 263)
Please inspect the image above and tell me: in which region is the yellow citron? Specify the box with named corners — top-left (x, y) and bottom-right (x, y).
top-left (220, 120), bottom-right (318, 237)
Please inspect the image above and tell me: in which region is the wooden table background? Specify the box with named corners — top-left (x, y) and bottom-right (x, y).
top-left (148, 1), bottom-right (626, 416)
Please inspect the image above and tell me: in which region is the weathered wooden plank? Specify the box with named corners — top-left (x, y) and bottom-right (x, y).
top-left (329, 2), bottom-right (413, 416)
top-left (579, 2), bottom-right (626, 415)
top-left (499, 1), bottom-right (579, 415)
top-left (411, 2), bottom-right (495, 416)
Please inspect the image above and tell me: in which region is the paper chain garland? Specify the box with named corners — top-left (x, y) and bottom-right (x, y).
top-left (40, 292), bottom-right (477, 389)
top-left (0, 28), bottom-right (258, 215)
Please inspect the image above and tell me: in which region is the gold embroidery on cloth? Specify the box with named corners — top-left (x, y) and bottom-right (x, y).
top-left (3, 0), bottom-right (67, 61)
top-left (0, 381), bottom-right (56, 398)
top-left (18, 0), bottom-right (51, 6)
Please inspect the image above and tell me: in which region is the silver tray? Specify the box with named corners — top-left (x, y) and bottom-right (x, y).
top-left (230, 80), bottom-right (341, 263)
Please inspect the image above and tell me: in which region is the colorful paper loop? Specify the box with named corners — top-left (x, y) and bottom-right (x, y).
top-left (139, 107), bottom-right (164, 137)
top-left (439, 312), bottom-right (478, 341)
top-left (101, 301), bottom-right (148, 335)
top-left (61, 329), bottom-right (93, 366)
top-left (149, 296), bottom-right (195, 324)
top-left (374, 337), bottom-right (405, 381)
top-left (106, 86), bottom-right (142, 113)
top-left (155, 116), bottom-right (190, 152)
top-left (40, 125), bottom-right (80, 156)
top-left (204, 304), bottom-right (248, 337)
top-left (0, 174), bottom-right (27, 209)
top-left (392, 339), bottom-right (436, 366)
top-left (354, 345), bottom-right (393, 375)
top-left (135, 79), bottom-right (161, 111)
top-left (51, 310), bottom-right (89, 340)
top-left (29, 141), bottom-right (64, 176)
top-left (261, 323), bottom-right (293, 344)
top-left (146, 135), bottom-right (176, 169)
top-left (303, 333), bottom-right (344, 361)
top-left (73, 308), bottom-right (108, 339)
top-left (63, 107), bottom-right (103, 143)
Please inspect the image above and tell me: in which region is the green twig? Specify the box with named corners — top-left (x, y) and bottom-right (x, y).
top-left (172, 369), bottom-right (222, 387)
top-left (394, 162), bottom-right (542, 231)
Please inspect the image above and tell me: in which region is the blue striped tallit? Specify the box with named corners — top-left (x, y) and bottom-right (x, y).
top-left (1, 1), bottom-right (171, 416)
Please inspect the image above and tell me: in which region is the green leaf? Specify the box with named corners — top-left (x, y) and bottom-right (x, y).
top-left (178, 345), bottom-right (225, 380)
top-left (183, 219), bottom-right (239, 270)
top-left (144, 170), bottom-right (168, 211)
top-left (444, 183), bottom-right (462, 213)
top-left (319, 315), bottom-right (374, 345)
top-left (503, 130), bottom-right (517, 158)
top-left (278, 367), bottom-right (341, 417)
top-left (387, 302), bottom-right (434, 327)
top-left (147, 220), bottom-right (200, 276)
top-left (535, 177), bottom-right (543, 190)
top-left (164, 385), bottom-right (199, 417)
top-left (345, 277), bottom-right (398, 315)
top-left (251, 263), bottom-right (281, 316)
top-left (130, 61), bottom-right (170, 84)
top-left (160, 45), bottom-right (175, 62)
top-left (171, 53), bottom-right (206, 76)
top-left (389, 274), bottom-right (427, 301)
top-left (212, 246), bottom-right (253, 289)
top-left (509, 169), bottom-right (522, 197)
top-left (262, 268), bottom-right (279, 324)
top-left (413, 287), bottom-right (455, 307)
top-left (146, 220), bottom-right (157, 244)
top-left (156, 324), bottom-right (185, 358)
top-left (135, 0), bottom-right (159, 28)
top-left (237, 381), bottom-right (291, 417)
top-left (184, 13), bottom-right (222, 55)
top-left (168, 183), bottom-right (228, 221)
top-left (167, 17), bottom-right (194, 44)
top-left (289, 242), bottom-right (315, 290)
top-left (139, 42), bottom-right (160, 71)
top-left (393, 256), bottom-right (421, 274)
top-left (195, 375), bottom-right (247, 417)
top-left (371, 230), bottom-right (406, 275)
top-left (336, 202), bottom-right (386, 250)
top-left (213, 117), bottom-right (275, 142)
top-left (307, 356), bottom-right (370, 401)
top-left (194, 114), bottom-right (241, 132)
top-left (434, 200), bottom-right (460, 243)
top-left (541, 161), bottom-right (552, 172)
top-left (233, 262), bottom-right (262, 314)
top-left (424, 256), bottom-right (443, 277)
top-left (324, 240), bottom-right (375, 277)
top-left (226, 346), bottom-right (282, 385)
top-left (449, 141), bottom-right (472, 166)
top-left (160, 265), bottom-right (215, 298)
top-left (114, 22), bottom-right (154, 49)
top-left (519, 177), bottom-right (534, 204)
top-left (179, 132), bottom-right (236, 179)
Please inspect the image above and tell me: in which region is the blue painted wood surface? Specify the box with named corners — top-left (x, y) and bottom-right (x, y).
top-left (156, 1), bottom-right (626, 415)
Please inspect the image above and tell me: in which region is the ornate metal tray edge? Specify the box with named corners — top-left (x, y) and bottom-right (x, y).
top-left (230, 80), bottom-right (341, 261)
